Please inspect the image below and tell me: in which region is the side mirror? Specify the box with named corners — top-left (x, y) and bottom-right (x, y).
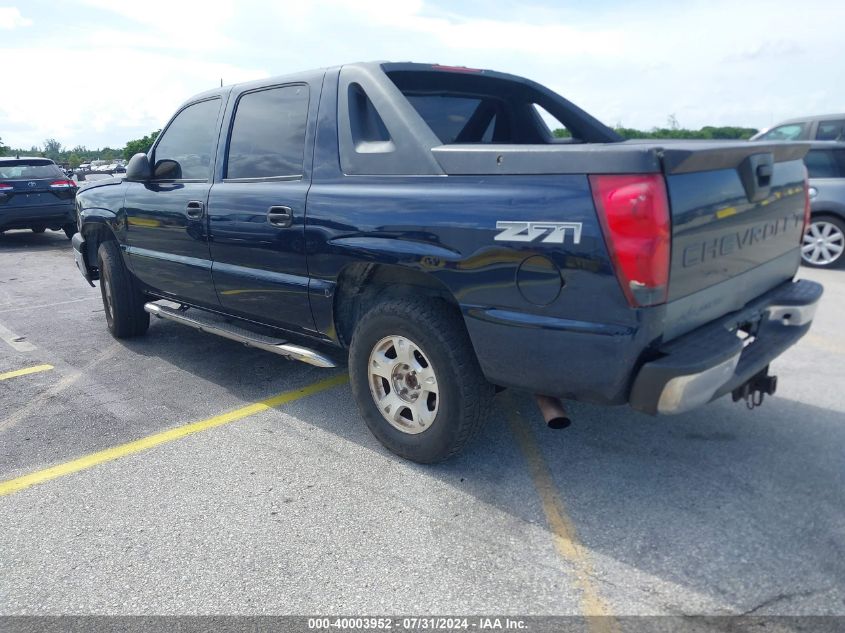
top-left (152, 159), bottom-right (182, 180)
top-left (125, 153), bottom-right (152, 181)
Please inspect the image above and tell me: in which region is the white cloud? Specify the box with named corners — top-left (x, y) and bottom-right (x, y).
top-left (0, 7), bottom-right (32, 29)
top-left (2, 0), bottom-right (844, 149)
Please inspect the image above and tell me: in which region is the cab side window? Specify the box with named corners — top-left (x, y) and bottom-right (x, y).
top-left (225, 85), bottom-right (309, 180)
top-left (152, 98), bottom-right (221, 180)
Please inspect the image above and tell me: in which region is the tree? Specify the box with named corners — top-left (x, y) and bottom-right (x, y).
top-left (67, 153), bottom-right (82, 169)
top-left (124, 130), bottom-right (160, 160)
top-left (667, 114), bottom-right (680, 131)
top-left (0, 136), bottom-right (8, 156)
top-left (43, 138), bottom-right (63, 161)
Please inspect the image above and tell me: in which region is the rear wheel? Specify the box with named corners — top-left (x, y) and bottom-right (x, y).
top-left (802, 215), bottom-right (845, 268)
top-left (31, 226), bottom-right (46, 234)
top-left (63, 223), bottom-right (77, 240)
top-left (97, 240), bottom-right (149, 338)
top-left (349, 296), bottom-right (493, 463)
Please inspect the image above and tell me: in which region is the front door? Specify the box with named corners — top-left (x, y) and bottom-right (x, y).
top-left (207, 83), bottom-right (315, 331)
top-left (123, 97), bottom-right (223, 307)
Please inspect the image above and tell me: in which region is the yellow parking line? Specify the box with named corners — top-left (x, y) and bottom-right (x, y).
top-left (0, 364), bottom-right (54, 382)
top-left (0, 373), bottom-right (348, 497)
top-left (505, 398), bottom-right (618, 633)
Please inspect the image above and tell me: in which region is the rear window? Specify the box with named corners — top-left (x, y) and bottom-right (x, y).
top-left (404, 96), bottom-right (484, 144)
top-left (386, 68), bottom-right (610, 145)
top-left (0, 160), bottom-right (63, 180)
top-left (805, 150), bottom-right (845, 178)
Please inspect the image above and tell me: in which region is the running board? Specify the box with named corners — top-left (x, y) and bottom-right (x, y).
top-left (143, 302), bottom-right (337, 368)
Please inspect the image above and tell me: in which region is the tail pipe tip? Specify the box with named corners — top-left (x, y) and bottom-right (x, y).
top-left (534, 394), bottom-right (572, 430)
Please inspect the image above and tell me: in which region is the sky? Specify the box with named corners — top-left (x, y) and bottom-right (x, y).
top-left (1, 0), bottom-right (844, 151)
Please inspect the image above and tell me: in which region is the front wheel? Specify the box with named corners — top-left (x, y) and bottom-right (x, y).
top-left (97, 240), bottom-right (149, 338)
top-left (349, 296), bottom-right (493, 463)
top-left (802, 215), bottom-right (845, 268)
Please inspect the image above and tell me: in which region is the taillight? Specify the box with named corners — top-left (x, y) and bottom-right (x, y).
top-left (50, 179), bottom-right (76, 189)
top-left (802, 166), bottom-right (811, 240)
top-left (589, 173), bottom-right (671, 307)
top-left (0, 183), bottom-right (13, 192)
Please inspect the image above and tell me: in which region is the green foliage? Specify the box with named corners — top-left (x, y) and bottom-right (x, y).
top-left (611, 125), bottom-right (757, 140)
top-left (43, 138), bottom-right (63, 160)
top-left (67, 153), bottom-right (82, 169)
top-left (124, 131), bottom-right (160, 160)
top-left (554, 123), bottom-right (758, 141)
top-left (0, 136), bottom-right (8, 156)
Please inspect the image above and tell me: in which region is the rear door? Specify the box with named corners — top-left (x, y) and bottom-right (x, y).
top-left (123, 97), bottom-right (223, 307)
top-left (207, 81), bottom-right (317, 332)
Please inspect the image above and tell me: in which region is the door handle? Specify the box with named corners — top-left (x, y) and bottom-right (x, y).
top-left (186, 200), bottom-right (205, 219)
top-left (268, 205), bottom-right (293, 228)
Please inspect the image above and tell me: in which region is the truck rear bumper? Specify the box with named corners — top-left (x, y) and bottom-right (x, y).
top-left (629, 279), bottom-right (822, 414)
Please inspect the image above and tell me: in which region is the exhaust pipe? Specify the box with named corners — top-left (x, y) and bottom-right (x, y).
top-left (535, 394), bottom-right (572, 429)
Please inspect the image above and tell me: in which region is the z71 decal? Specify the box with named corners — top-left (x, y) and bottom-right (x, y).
top-left (494, 221), bottom-right (582, 245)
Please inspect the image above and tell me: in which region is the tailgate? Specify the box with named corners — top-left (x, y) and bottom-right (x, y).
top-left (660, 141), bottom-right (810, 339)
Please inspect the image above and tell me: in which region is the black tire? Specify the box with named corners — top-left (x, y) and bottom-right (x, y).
top-left (31, 226), bottom-right (46, 234)
top-left (97, 240), bottom-right (149, 338)
top-left (802, 215), bottom-right (845, 268)
top-left (63, 223), bottom-right (78, 240)
top-left (349, 296), bottom-right (493, 463)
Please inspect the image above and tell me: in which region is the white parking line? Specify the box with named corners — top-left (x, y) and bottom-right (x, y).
top-left (0, 298), bottom-right (96, 315)
top-left (0, 321), bottom-right (36, 352)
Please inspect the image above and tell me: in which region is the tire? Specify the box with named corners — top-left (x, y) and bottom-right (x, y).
top-left (802, 215), bottom-right (845, 268)
top-left (349, 296), bottom-right (493, 463)
top-left (63, 223), bottom-right (78, 240)
top-left (31, 226), bottom-right (46, 234)
top-left (97, 240), bottom-right (150, 338)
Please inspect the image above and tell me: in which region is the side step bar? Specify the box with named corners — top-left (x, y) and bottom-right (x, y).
top-left (144, 302), bottom-right (337, 368)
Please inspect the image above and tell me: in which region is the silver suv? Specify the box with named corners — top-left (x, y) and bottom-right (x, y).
top-left (751, 114), bottom-right (845, 142)
top-left (803, 142), bottom-right (845, 268)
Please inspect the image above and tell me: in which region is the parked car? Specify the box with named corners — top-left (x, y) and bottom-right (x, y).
top-left (0, 157), bottom-right (78, 238)
top-left (751, 114), bottom-right (845, 142)
top-left (71, 62), bottom-right (821, 462)
top-left (802, 142), bottom-right (845, 268)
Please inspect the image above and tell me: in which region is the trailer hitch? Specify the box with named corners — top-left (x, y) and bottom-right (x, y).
top-left (732, 369), bottom-right (778, 410)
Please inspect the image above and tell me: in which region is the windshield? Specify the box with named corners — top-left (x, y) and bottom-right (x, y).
top-left (0, 160), bottom-right (64, 180)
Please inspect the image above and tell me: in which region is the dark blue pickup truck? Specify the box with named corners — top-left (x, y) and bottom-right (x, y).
top-left (72, 62), bottom-right (822, 462)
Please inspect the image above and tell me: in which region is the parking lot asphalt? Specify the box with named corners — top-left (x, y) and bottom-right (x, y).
top-left (1, 229), bottom-right (844, 619)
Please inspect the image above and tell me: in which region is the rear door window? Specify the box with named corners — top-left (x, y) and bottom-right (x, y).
top-left (815, 119), bottom-right (845, 141)
top-left (152, 98), bottom-right (221, 180)
top-left (225, 85), bottom-right (309, 179)
top-left (805, 150), bottom-right (845, 178)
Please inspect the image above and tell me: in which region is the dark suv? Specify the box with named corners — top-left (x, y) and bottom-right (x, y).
top-left (0, 157), bottom-right (78, 238)
top-left (803, 143), bottom-right (845, 268)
